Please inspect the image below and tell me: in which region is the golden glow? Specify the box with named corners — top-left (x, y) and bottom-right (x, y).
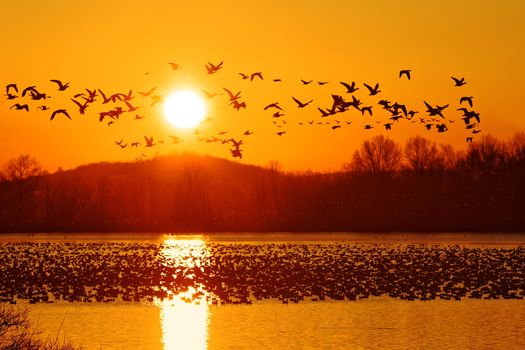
top-left (164, 91), bottom-right (206, 129)
top-left (158, 238), bottom-right (210, 350)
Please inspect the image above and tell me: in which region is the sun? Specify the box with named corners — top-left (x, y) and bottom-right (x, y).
top-left (164, 91), bottom-right (206, 128)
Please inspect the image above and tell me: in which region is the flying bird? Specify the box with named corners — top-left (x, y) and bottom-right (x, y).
top-left (451, 76), bottom-right (466, 86)
top-left (205, 61), bottom-right (223, 74)
top-left (363, 83), bottom-right (381, 95)
top-left (239, 73), bottom-right (249, 80)
top-left (223, 88), bottom-right (241, 101)
top-left (340, 81), bottom-right (359, 93)
top-left (201, 89), bottom-right (222, 98)
top-left (138, 87), bottom-right (157, 97)
top-left (399, 70), bottom-right (411, 80)
top-left (144, 136), bottom-right (156, 147)
top-left (264, 102), bottom-right (283, 110)
top-left (10, 103), bottom-right (29, 111)
top-left (460, 96), bottom-right (473, 107)
top-left (50, 109), bottom-right (71, 121)
top-left (50, 79), bottom-right (69, 91)
top-left (169, 62), bottom-right (181, 70)
top-left (300, 79), bottom-right (313, 85)
top-left (292, 97), bottom-right (313, 108)
top-left (361, 106), bottom-right (373, 116)
top-left (317, 81), bottom-right (329, 85)
top-left (250, 72), bottom-right (263, 81)
top-left (6, 83), bottom-right (18, 94)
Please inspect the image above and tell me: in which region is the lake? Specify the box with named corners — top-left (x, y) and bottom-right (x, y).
top-left (1, 232), bottom-right (524, 349)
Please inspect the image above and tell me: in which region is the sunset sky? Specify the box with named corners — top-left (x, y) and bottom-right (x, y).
top-left (1, 0), bottom-right (524, 172)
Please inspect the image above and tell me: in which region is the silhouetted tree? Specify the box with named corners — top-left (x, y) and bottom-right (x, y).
top-left (350, 135), bottom-right (402, 174)
top-left (3, 154), bottom-right (43, 181)
top-left (465, 134), bottom-right (506, 172)
top-left (507, 131), bottom-right (525, 166)
top-left (404, 136), bottom-right (443, 172)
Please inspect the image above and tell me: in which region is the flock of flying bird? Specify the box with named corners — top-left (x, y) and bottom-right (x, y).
top-left (2, 61), bottom-right (482, 160)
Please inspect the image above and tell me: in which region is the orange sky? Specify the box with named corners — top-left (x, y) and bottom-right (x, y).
top-left (1, 0), bottom-right (524, 172)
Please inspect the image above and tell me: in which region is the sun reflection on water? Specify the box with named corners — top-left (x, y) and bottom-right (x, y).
top-left (158, 237), bottom-right (210, 350)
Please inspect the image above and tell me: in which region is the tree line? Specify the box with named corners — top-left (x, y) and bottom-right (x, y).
top-left (1, 133), bottom-right (524, 232)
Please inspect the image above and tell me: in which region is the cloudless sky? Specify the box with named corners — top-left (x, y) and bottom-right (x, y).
top-left (1, 0), bottom-right (524, 171)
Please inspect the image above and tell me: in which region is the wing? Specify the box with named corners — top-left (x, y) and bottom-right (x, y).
top-left (292, 97), bottom-right (301, 106)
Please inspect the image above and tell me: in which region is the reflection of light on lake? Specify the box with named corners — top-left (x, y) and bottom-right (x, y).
top-left (158, 237), bottom-right (210, 350)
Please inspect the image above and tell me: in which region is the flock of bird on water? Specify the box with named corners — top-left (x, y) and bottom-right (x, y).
top-left (3, 61), bottom-right (482, 160)
top-left (0, 241), bottom-right (522, 306)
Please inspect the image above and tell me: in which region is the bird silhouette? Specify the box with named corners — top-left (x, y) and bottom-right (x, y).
top-left (399, 70), bottom-right (411, 80)
top-left (144, 136), bottom-right (156, 147)
top-left (451, 77), bottom-right (466, 86)
top-left (317, 81), bottom-right (329, 85)
top-left (115, 140), bottom-right (127, 148)
top-left (459, 96), bottom-right (473, 107)
top-left (230, 100), bottom-right (247, 111)
top-left (10, 103), bottom-right (29, 111)
top-left (131, 142), bottom-right (140, 147)
top-left (239, 73), bottom-right (249, 80)
top-left (223, 88), bottom-right (241, 101)
top-left (264, 102), bottom-right (283, 110)
top-left (272, 111), bottom-right (284, 118)
top-left (201, 89), bottom-right (222, 98)
top-left (6, 83), bottom-right (18, 94)
top-left (250, 72), bottom-right (263, 81)
top-left (138, 87), bottom-right (157, 97)
top-left (292, 97), bottom-right (313, 108)
top-left (276, 131), bottom-right (286, 136)
top-left (50, 109), bottom-right (71, 121)
top-left (71, 98), bottom-right (89, 114)
top-left (340, 81), bottom-right (359, 93)
top-left (361, 106), bottom-right (373, 116)
top-left (50, 79), bottom-right (69, 91)
top-left (300, 79), bottom-right (313, 85)
top-left (169, 62), bottom-right (181, 70)
top-left (205, 61), bottom-right (223, 74)
top-left (363, 83), bottom-right (381, 95)
top-left (331, 125), bottom-right (341, 130)
top-left (244, 130), bottom-right (254, 135)
top-left (134, 114), bottom-right (145, 120)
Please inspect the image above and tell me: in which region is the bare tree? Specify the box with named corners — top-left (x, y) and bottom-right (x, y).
top-left (3, 154), bottom-right (43, 182)
top-left (465, 134), bottom-right (506, 171)
top-left (506, 131), bottom-right (525, 166)
top-left (350, 135), bottom-right (402, 174)
top-left (404, 136), bottom-right (444, 172)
